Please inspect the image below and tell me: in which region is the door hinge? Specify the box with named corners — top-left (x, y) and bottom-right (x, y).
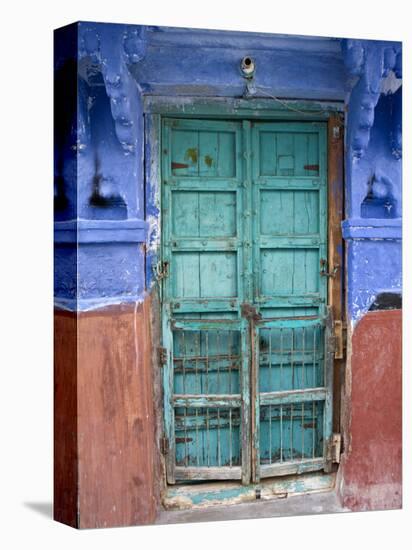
top-left (160, 436), bottom-right (169, 455)
top-left (325, 433), bottom-right (342, 472)
top-left (334, 320), bottom-right (346, 359)
top-left (331, 433), bottom-right (342, 463)
top-left (155, 260), bottom-right (169, 280)
top-left (159, 347), bottom-right (168, 366)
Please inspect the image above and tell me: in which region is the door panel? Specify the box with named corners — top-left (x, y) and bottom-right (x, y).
top-left (171, 190), bottom-right (237, 237)
top-left (173, 326), bottom-right (243, 472)
top-left (259, 190), bottom-right (320, 235)
top-left (260, 248), bottom-right (320, 295)
top-left (252, 315), bottom-right (333, 480)
top-left (162, 119), bottom-right (250, 484)
top-left (259, 402), bottom-right (325, 461)
top-left (172, 328), bottom-right (242, 395)
top-left (251, 122), bottom-right (330, 481)
top-left (258, 128), bottom-right (320, 177)
top-left (167, 321), bottom-right (248, 482)
top-left (171, 251), bottom-right (238, 298)
top-left (170, 126), bottom-right (237, 178)
top-left (161, 118), bottom-right (332, 485)
top-left (252, 122), bottom-right (327, 319)
top-left (257, 322), bottom-right (325, 393)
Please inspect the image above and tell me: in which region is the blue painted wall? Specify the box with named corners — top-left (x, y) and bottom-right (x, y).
top-left (54, 23), bottom-right (402, 322)
top-left (342, 39), bottom-right (402, 322)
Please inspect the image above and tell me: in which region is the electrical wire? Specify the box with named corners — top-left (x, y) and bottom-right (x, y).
top-left (250, 86), bottom-right (330, 116)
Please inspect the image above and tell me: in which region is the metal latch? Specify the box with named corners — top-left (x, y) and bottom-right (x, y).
top-left (240, 302), bottom-right (262, 321)
top-left (155, 260), bottom-right (169, 280)
top-left (334, 320), bottom-right (346, 359)
top-left (320, 258), bottom-right (339, 278)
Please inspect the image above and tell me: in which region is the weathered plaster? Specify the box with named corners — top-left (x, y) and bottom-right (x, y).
top-left (54, 22), bottom-right (352, 312)
top-left (54, 26), bottom-right (402, 317)
top-left (54, 21), bottom-right (403, 528)
top-left (339, 309), bottom-right (402, 511)
top-left (341, 39), bottom-right (402, 323)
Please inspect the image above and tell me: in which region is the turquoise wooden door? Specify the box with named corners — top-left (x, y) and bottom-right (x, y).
top-left (161, 118), bottom-right (333, 485)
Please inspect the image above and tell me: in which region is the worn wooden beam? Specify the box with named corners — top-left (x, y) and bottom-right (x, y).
top-left (175, 466), bottom-right (242, 481)
top-left (173, 394), bottom-right (242, 408)
top-left (260, 458), bottom-right (326, 478)
top-left (172, 319), bottom-right (241, 330)
top-left (259, 388), bottom-right (327, 406)
top-left (327, 114), bottom-right (344, 435)
top-left (144, 96), bottom-right (344, 119)
top-left (163, 471), bottom-right (337, 510)
top-left (257, 317), bottom-right (324, 329)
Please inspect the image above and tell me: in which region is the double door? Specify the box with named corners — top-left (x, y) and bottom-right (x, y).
top-left (160, 117), bottom-right (333, 485)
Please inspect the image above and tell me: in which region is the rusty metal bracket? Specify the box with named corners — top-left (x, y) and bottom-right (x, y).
top-left (155, 260), bottom-right (170, 280)
top-left (320, 258), bottom-right (339, 278)
top-left (240, 302), bottom-right (262, 321)
top-left (171, 161), bottom-right (189, 170)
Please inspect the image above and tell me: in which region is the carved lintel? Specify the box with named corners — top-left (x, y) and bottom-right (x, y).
top-left (78, 24), bottom-right (147, 154)
top-left (342, 39), bottom-right (402, 159)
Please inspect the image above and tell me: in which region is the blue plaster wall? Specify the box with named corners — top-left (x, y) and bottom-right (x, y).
top-left (55, 22), bottom-right (148, 310)
top-left (342, 39), bottom-right (402, 323)
top-left (54, 23), bottom-right (402, 321)
top-left (54, 24), bottom-right (78, 309)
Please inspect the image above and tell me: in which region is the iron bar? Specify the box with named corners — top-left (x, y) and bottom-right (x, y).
top-left (301, 402), bottom-right (305, 460)
top-left (280, 404), bottom-right (283, 462)
top-left (182, 332), bottom-right (188, 467)
top-left (229, 332), bottom-right (232, 394)
top-left (290, 403), bottom-right (294, 460)
top-left (280, 328), bottom-right (283, 391)
top-left (229, 408), bottom-right (233, 467)
top-left (302, 326), bottom-right (306, 389)
top-left (196, 331), bottom-right (200, 466)
top-left (291, 328), bottom-right (295, 389)
top-left (269, 328), bottom-right (272, 465)
top-left (312, 401), bottom-right (316, 458)
top-left (313, 325), bottom-right (316, 387)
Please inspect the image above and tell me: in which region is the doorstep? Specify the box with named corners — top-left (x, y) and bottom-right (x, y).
top-left (157, 471), bottom-right (348, 524)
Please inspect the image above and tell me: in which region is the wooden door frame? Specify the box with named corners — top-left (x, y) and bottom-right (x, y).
top-left (144, 97), bottom-right (345, 488)
top-left (327, 114), bottom-right (345, 435)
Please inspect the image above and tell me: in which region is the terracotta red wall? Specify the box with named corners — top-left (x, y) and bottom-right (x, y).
top-left (54, 297), bottom-right (160, 528)
top-left (54, 311), bottom-right (78, 527)
top-left (55, 301), bottom-right (402, 524)
top-left (340, 309), bottom-right (402, 511)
